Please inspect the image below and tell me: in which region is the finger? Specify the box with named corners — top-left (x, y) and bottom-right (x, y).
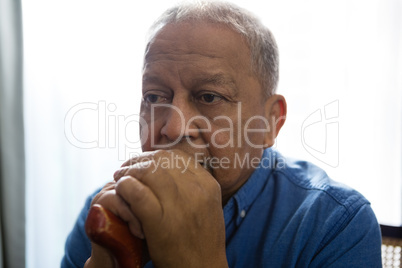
top-left (111, 192), bottom-right (144, 239)
top-left (118, 162), bottom-right (181, 204)
top-left (115, 176), bottom-right (162, 227)
top-left (120, 150), bottom-right (158, 167)
top-left (113, 166), bottom-right (129, 181)
top-left (113, 160), bottom-right (154, 182)
top-left (86, 243), bottom-right (115, 267)
top-left (92, 184), bottom-right (144, 239)
top-left (91, 182), bottom-right (116, 205)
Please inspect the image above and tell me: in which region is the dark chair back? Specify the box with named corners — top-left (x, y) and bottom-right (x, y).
top-left (381, 224), bottom-right (402, 267)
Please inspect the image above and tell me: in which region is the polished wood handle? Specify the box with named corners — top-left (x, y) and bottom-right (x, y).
top-left (85, 204), bottom-right (144, 268)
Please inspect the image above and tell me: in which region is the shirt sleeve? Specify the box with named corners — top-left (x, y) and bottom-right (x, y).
top-left (310, 203), bottom-right (382, 267)
top-left (61, 191), bottom-right (98, 268)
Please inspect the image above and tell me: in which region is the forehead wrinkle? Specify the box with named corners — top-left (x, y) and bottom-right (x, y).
top-left (191, 73), bottom-right (238, 95)
top-left (145, 51), bottom-right (222, 63)
top-left (142, 63), bottom-right (185, 95)
top-left (142, 75), bottom-right (162, 85)
top-left (145, 34), bottom-right (225, 64)
top-left (143, 61), bottom-right (237, 91)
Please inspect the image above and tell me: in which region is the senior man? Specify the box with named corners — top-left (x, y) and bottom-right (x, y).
top-left (62, 1), bottom-right (382, 267)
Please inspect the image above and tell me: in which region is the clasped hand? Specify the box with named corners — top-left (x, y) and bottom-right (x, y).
top-left (86, 150), bottom-right (228, 268)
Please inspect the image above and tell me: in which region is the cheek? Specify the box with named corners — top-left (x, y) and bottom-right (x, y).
top-left (206, 117), bottom-right (267, 149)
top-left (205, 117), bottom-right (239, 148)
top-left (208, 128), bottom-right (234, 148)
top-left (242, 116), bottom-right (269, 148)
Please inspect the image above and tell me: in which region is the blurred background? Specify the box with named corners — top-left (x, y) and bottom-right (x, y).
top-left (0, 0), bottom-right (400, 267)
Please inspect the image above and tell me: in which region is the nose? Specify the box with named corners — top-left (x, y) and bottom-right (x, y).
top-left (160, 100), bottom-right (200, 142)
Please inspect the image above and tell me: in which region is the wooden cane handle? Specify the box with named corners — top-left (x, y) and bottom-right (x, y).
top-left (85, 204), bottom-right (144, 268)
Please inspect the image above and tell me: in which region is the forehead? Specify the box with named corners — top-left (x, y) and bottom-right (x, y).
top-left (144, 21), bottom-right (252, 70)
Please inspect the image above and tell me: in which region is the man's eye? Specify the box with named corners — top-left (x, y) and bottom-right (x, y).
top-left (199, 94), bottom-right (222, 104)
top-left (144, 94), bottom-right (166, 104)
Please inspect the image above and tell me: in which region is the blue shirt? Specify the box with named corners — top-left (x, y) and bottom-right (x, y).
top-left (61, 148), bottom-right (382, 267)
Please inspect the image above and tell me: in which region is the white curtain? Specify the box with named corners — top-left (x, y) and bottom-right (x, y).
top-left (0, 0), bottom-right (25, 267)
top-left (22, 0), bottom-right (401, 267)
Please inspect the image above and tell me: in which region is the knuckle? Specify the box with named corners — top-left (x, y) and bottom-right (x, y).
top-left (116, 177), bottom-right (148, 205)
top-left (114, 166), bottom-right (129, 180)
top-left (129, 184), bottom-right (148, 204)
top-left (122, 157), bottom-right (136, 167)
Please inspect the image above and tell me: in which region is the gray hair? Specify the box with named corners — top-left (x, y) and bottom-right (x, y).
top-left (146, 0), bottom-right (279, 97)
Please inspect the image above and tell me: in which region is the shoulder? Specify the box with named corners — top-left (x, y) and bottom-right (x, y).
top-left (271, 153), bottom-right (370, 214)
top-left (263, 151), bottom-right (381, 266)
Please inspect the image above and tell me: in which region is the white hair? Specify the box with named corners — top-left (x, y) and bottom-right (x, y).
top-left (145, 0), bottom-right (279, 97)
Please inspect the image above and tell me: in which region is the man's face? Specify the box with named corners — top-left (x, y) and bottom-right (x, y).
top-left (140, 22), bottom-right (270, 202)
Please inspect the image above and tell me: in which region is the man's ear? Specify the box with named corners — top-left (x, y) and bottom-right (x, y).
top-left (263, 94), bottom-right (287, 148)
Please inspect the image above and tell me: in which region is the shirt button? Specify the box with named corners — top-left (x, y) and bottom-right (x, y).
top-left (240, 209), bottom-right (246, 218)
